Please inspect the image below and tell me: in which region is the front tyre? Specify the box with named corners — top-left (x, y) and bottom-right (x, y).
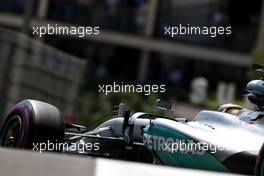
top-left (0, 100), bottom-right (64, 150)
top-left (255, 143), bottom-right (264, 176)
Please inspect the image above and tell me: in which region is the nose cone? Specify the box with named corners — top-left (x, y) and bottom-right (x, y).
top-left (246, 80), bottom-right (264, 95)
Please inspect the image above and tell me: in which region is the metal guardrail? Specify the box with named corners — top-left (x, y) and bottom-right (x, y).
top-left (0, 148), bottom-right (244, 176)
top-left (0, 28), bottom-right (87, 118)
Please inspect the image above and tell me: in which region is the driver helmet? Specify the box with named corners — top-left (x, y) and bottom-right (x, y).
top-left (246, 80), bottom-right (264, 110)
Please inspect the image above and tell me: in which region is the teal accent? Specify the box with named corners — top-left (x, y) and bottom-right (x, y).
top-left (143, 124), bottom-right (229, 172)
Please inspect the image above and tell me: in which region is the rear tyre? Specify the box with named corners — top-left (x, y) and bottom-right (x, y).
top-left (0, 100), bottom-right (64, 150)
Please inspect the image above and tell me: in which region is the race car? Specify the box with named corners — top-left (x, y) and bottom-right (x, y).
top-left (0, 64), bottom-right (264, 176)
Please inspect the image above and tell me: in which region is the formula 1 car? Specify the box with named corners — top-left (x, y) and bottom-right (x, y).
top-left (1, 65), bottom-right (264, 176)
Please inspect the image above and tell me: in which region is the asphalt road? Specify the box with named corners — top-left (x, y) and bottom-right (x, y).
top-left (0, 148), bottom-right (244, 176)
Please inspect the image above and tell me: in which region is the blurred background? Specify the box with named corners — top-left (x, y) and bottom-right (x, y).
top-left (0, 0), bottom-right (264, 129)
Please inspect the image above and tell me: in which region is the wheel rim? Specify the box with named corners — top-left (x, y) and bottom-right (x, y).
top-left (0, 115), bottom-right (23, 147)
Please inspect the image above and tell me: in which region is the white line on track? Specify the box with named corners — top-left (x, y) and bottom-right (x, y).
top-left (95, 159), bottom-right (243, 176)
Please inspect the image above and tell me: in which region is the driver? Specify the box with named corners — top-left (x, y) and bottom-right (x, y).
top-left (218, 79), bottom-right (264, 124)
top-left (218, 103), bottom-right (264, 124)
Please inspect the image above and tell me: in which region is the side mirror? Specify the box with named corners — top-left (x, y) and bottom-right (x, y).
top-left (114, 103), bottom-right (126, 117)
top-left (155, 99), bottom-right (172, 110)
top-left (155, 99), bottom-right (174, 118)
top-left (253, 64), bottom-right (264, 72)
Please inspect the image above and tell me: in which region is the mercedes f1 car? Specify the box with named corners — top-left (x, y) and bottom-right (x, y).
top-left (1, 64), bottom-right (264, 176)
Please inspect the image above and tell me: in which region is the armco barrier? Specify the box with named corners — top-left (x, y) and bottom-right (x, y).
top-left (0, 28), bottom-right (87, 118)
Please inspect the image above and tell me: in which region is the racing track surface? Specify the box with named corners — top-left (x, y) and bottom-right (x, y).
top-left (0, 148), bottom-right (244, 176)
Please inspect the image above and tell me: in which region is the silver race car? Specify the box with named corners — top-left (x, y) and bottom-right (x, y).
top-left (0, 64), bottom-right (264, 176)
